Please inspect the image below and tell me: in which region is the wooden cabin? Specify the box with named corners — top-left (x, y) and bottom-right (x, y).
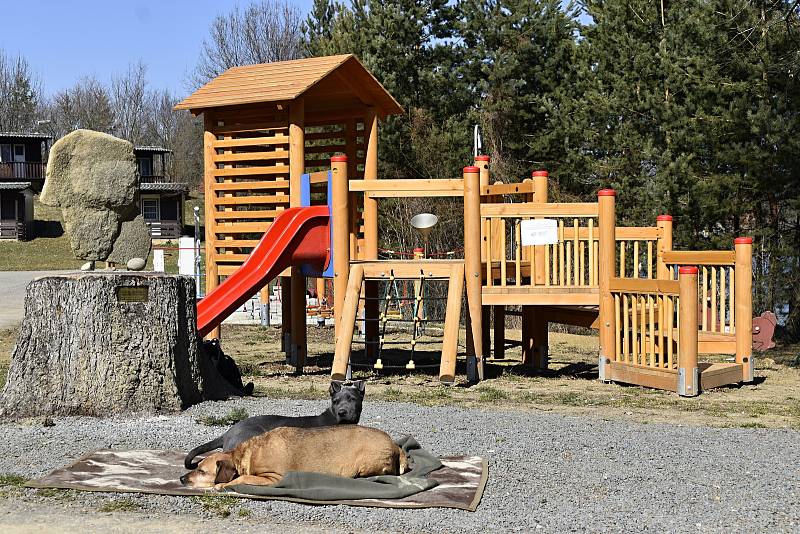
top-left (135, 146), bottom-right (188, 239)
top-left (0, 132), bottom-right (51, 192)
top-left (0, 182), bottom-right (34, 240)
top-left (175, 54), bottom-right (403, 365)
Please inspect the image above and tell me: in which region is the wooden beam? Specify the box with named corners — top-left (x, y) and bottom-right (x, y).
top-left (480, 202), bottom-right (599, 217)
top-left (439, 264), bottom-right (464, 383)
top-left (663, 250), bottom-right (735, 266)
top-left (354, 260), bottom-right (464, 279)
top-left (331, 265), bottom-right (365, 381)
top-left (609, 278), bottom-right (680, 295)
top-left (202, 116), bottom-right (220, 340)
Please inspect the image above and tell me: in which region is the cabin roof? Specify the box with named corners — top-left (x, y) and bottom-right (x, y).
top-left (134, 146), bottom-right (172, 154)
top-left (174, 54), bottom-right (403, 116)
top-left (140, 182), bottom-right (188, 193)
top-left (0, 132), bottom-right (52, 141)
top-left (0, 181), bottom-right (32, 191)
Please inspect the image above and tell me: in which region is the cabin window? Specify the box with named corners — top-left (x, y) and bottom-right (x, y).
top-left (13, 145), bottom-right (25, 162)
top-left (141, 199), bottom-right (160, 221)
top-left (0, 145), bottom-right (11, 162)
top-left (137, 157), bottom-right (152, 177)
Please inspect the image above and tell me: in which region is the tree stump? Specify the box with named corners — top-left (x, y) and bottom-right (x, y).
top-left (0, 272), bottom-right (241, 418)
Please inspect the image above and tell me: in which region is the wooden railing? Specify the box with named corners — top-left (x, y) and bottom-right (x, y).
top-left (0, 162), bottom-right (45, 180)
top-left (480, 202), bottom-right (602, 288)
top-left (608, 267), bottom-right (700, 395)
top-left (0, 220), bottom-right (25, 240)
top-left (139, 175), bottom-right (167, 184)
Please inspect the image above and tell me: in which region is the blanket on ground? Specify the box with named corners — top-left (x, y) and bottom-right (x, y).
top-left (26, 436), bottom-right (488, 511)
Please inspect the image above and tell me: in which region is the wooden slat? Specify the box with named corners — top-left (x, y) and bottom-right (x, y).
top-left (213, 210), bottom-right (283, 220)
top-left (354, 260), bottom-right (464, 279)
top-left (210, 180), bottom-right (289, 191)
top-left (212, 165), bottom-right (290, 177)
top-left (212, 135), bottom-right (289, 148)
top-left (616, 227), bottom-right (660, 240)
top-left (481, 182), bottom-right (536, 196)
top-left (214, 195), bottom-right (289, 205)
top-left (662, 250), bottom-right (735, 266)
top-left (480, 202), bottom-right (599, 217)
top-left (609, 277), bottom-right (680, 295)
top-left (213, 221), bottom-right (275, 233)
top-left (350, 179), bottom-right (463, 193)
top-left (212, 150), bottom-right (289, 163)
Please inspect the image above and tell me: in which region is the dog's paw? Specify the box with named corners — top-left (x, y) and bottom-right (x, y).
top-left (213, 483), bottom-right (228, 492)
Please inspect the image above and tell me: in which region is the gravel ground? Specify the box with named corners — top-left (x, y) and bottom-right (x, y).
top-left (1, 397), bottom-right (798, 533)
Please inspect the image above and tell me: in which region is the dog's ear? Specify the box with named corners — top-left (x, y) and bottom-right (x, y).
top-left (352, 380), bottom-right (365, 395)
top-left (329, 381), bottom-right (343, 395)
top-left (214, 457), bottom-right (237, 484)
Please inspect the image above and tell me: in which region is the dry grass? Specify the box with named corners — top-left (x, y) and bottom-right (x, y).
top-left (218, 323), bottom-right (800, 430)
top-left (0, 318), bottom-right (797, 429)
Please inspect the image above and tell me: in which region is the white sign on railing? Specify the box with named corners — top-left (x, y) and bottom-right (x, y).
top-left (520, 219), bottom-right (558, 246)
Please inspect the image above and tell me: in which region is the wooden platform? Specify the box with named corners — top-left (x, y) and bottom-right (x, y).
top-left (606, 361), bottom-right (744, 394)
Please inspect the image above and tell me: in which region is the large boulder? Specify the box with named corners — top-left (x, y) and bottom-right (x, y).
top-left (41, 129), bottom-right (138, 211)
top-left (41, 129), bottom-right (147, 262)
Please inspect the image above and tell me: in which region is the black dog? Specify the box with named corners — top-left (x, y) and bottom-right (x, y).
top-left (184, 380), bottom-right (365, 469)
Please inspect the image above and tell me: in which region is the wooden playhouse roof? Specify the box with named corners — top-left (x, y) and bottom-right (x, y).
top-left (175, 54), bottom-right (403, 116)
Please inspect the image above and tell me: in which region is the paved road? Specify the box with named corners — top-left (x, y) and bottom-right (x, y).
top-left (0, 271), bottom-right (67, 329)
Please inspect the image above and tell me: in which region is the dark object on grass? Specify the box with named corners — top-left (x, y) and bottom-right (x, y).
top-left (203, 339), bottom-right (254, 396)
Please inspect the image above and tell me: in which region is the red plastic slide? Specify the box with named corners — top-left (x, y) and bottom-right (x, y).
top-left (197, 206), bottom-right (330, 337)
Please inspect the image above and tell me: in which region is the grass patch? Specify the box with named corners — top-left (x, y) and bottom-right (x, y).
top-left (196, 407), bottom-right (249, 427)
top-left (0, 199), bottom-right (81, 271)
top-left (195, 494), bottom-right (239, 518)
top-left (98, 498), bottom-right (142, 513)
top-left (478, 386), bottom-right (508, 402)
top-left (237, 507), bottom-right (251, 518)
top-left (254, 383), bottom-right (327, 400)
top-left (0, 474), bottom-right (27, 487)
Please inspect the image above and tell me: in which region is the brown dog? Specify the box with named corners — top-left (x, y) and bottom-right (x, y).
top-left (181, 425), bottom-right (407, 490)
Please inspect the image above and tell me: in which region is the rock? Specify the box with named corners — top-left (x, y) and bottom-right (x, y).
top-left (80, 261), bottom-right (95, 271)
top-left (127, 257), bottom-right (146, 271)
top-left (40, 129), bottom-right (141, 262)
top-left (41, 130), bottom-right (138, 211)
top-left (61, 207), bottom-right (120, 260)
top-left (108, 216), bottom-right (152, 265)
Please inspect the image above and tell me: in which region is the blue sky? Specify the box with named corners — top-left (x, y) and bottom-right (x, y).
top-left (2, 1), bottom-right (586, 100)
top-left (0, 0), bottom-right (315, 98)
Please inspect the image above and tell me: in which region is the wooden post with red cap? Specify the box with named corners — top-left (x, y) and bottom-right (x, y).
top-left (331, 155), bottom-right (350, 339)
top-left (656, 215), bottom-right (673, 280)
top-left (734, 237), bottom-right (754, 382)
top-left (597, 189), bottom-right (617, 381)
top-left (475, 155), bottom-right (499, 360)
top-left (463, 165), bottom-right (484, 381)
top-left (678, 266), bottom-right (699, 396)
top-left (526, 170), bottom-right (550, 369)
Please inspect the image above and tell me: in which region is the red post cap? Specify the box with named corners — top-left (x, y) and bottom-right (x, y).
top-left (679, 266), bottom-right (698, 275)
top-left (532, 170), bottom-right (548, 177)
top-left (598, 189), bottom-right (616, 197)
top-left (734, 237), bottom-right (753, 245)
top-left (475, 155), bottom-right (490, 162)
top-left (413, 247), bottom-right (424, 253)
top-left (463, 166), bottom-right (480, 173)
top-left (331, 155), bottom-right (348, 162)
top-left (656, 215), bottom-right (673, 222)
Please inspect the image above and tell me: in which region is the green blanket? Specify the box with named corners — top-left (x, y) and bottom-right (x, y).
top-left (226, 436), bottom-right (441, 500)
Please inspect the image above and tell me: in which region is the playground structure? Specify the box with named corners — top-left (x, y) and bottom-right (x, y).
top-left (175, 54), bottom-right (403, 371)
top-left (181, 55), bottom-right (756, 396)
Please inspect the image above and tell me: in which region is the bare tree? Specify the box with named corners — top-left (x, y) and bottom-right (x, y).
top-left (145, 89), bottom-right (203, 186)
top-left (191, 0), bottom-right (304, 88)
top-left (111, 61), bottom-right (154, 145)
top-left (0, 50), bottom-right (43, 132)
top-left (47, 76), bottom-right (115, 138)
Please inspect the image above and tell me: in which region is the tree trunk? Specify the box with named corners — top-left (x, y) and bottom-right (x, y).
top-left (0, 272), bottom-right (240, 418)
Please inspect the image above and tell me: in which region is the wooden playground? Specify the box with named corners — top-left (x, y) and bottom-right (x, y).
top-left (179, 54), bottom-right (755, 397)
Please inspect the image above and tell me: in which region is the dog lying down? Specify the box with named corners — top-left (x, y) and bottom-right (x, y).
top-left (181, 425), bottom-right (407, 490)
top-left (184, 380), bottom-right (365, 469)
